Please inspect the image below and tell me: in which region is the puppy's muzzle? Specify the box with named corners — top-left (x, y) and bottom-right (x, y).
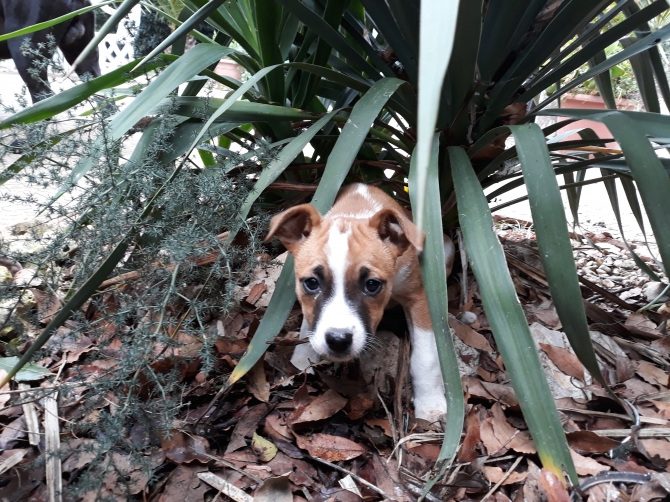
top-left (325, 329), bottom-right (353, 354)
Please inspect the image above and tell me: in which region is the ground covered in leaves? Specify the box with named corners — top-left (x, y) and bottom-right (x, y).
top-left (0, 216), bottom-right (669, 502)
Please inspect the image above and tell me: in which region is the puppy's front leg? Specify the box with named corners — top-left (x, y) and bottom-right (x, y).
top-left (405, 299), bottom-right (447, 424)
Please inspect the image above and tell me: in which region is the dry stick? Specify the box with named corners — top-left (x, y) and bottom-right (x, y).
top-left (19, 383), bottom-right (40, 446)
top-left (309, 456), bottom-right (393, 500)
top-left (377, 390), bottom-right (398, 450)
top-left (480, 456), bottom-right (523, 501)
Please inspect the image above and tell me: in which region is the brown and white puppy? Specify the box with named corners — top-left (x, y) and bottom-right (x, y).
top-left (265, 183), bottom-right (454, 422)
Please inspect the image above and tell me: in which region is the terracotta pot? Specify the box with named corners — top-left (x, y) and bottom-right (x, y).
top-left (214, 60), bottom-right (242, 83)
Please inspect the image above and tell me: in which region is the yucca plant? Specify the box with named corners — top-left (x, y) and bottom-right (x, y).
top-left (2, 0), bottom-right (670, 492)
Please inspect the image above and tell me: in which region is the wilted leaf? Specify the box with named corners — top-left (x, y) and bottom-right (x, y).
top-left (539, 343), bottom-right (585, 381)
top-left (161, 432), bottom-right (211, 464)
top-left (295, 433), bottom-right (365, 461)
top-left (289, 389), bottom-right (347, 425)
top-left (566, 431), bottom-right (620, 454)
top-left (458, 406), bottom-right (482, 463)
top-left (569, 449), bottom-right (610, 476)
top-left (252, 433), bottom-right (278, 462)
top-left (481, 465), bottom-right (528, 485)
top-left (346, 396), bottom-right (374, 420)
top-left (462, 377), bottom-right (519, 408)
top-left (246, 360), bottom-right (270, 402)
top-left (640, 439), bottom-right (670, 461)
top-left (538, 468), bottom-right (570, 502)
top-left (254, 474), bottom-right (292, 502)
top-left (158, 465), bottom-right (209, 502)
top-left (480, 403), bottom-right (536, 455)
top-left (449, 318), bottom-right (494, 352)
top-left (226, 403), bottom-right (270, 453)
top-left (364, 418), bottom-right (392, 437)
top-left (636, 361), bottom-right (670, 388)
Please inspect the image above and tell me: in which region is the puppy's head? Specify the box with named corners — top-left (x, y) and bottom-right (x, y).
top-left (265, 204), bottom-right (422, 361)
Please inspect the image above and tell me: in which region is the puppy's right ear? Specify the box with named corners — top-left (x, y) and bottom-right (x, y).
top-left (265, 204), bottom-right (322, 252)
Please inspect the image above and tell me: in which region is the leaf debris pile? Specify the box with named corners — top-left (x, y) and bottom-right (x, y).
top-left (0, 213), bottom-right (669, 501)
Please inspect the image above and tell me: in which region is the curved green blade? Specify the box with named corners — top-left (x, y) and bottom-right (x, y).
top-left (450, 145), bottom-right (578, 484)
top-left (409, 135), bottom-right (464, 498)
top-left (510, 123), bottom-right (626, 409)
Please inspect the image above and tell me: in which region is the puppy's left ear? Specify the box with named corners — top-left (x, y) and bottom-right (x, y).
top-left (371, 208), bottom-right (424, 255)
top-left (265, 204), bottom-right (322, 253)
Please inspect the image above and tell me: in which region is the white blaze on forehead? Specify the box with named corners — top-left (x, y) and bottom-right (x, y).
top-left (310, 223), bottom-right (367, 358)
top-left (354, 184), bottom-right (383, 212)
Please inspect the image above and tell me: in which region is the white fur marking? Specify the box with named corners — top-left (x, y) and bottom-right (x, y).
top-left (405, 316), bottom-right (446, 422)
top-left (310, 224), bottom-right (366, 358)
top-left (354, 184), bottom-right (382, 212)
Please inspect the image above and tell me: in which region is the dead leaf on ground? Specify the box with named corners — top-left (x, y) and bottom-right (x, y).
top-left (539, 343), bottom-right (585, 381)
top-left (226, 403), bottom-right (271, 453)
top-left (640, 439), bottom-right (670, 462)
top-left (481, 465), bottom-right (528, 485)
top-left (566, 430), bottom-right (620, 454)
top-left (538, 469), bottom-right (570, 502)
top-left (246, 360), bottom-right (270, 402)
top-left (569, 448), bottom-right (610, 476)
top-left (254, 474), bottom-right (292, 502)
top-left (162, 432), bottom-right (211, 464)
top-left (157, 465), bottom-right (209, 502)
top-left (364, 417), bottom-right (392, 437)
top-left (449, 318), bottom-right (494, 352)
top-left (295, 433), bottom-right (365, 462)
top-left (480, 403), bottom-right (536, 455)
top-left (458, 406), bottom-right (482, 463)
top-left (289, 389), bottom-right (347, 426)
top-left (462, 377), bottom-right (519, 408)
top-left (346, 395), bottom-right (374, 420)
top-left (636, 361), bottom-right (670, 388)
top-left (252, 433), bottom-right (278, 462)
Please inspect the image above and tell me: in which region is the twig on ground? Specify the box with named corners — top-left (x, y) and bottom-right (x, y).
top-left (197, 472), bottom-right (254, 502)
top-left (481, 456), bottom-right (523, 501)
top-left (309, 456), bottom-right (394, 500)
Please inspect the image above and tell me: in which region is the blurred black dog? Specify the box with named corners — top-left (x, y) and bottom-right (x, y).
top-left (0, 0), bottom-right (101, 103)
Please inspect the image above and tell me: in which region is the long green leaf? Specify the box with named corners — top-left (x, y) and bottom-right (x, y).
top-left (409, 136), bottom-right (464, 498)
top-left (136, 0), bottom-right (229, 68)
top-left (225, 77), bottom-right (406, 388)
top-left (69, 0), bottom-right (141, 74)
top-left (450, 145), bottom-right (578, 484)
top-left (415, 0), bottom-right (460, 233)
top-left (510, 123), bottom-right (625, 407)
top-left (0, 0), bottom-right (116, 42)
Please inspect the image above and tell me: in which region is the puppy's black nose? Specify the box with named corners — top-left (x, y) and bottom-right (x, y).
top-left (325, 331), bottom-right (353, 352)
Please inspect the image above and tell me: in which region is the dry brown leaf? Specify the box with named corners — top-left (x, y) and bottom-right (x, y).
top-left (651, 400), bottom-right (670, 420)
top-left (346, 395), bottom-right (374, 420)
top-left (161, 432), bottom-right (211, 464)
top-left (538, 469), bottom-right (570, 502)
top-left (569, 449), bottom-right (610, 476)
top-left (457, 406), bottom-right (482, 463)
top-left (462, 377), bottom-right (519, 408)
top-left (449, 318), bottom-right (494, 352)
top-left (630, 477), bottom-right (670, 502)
top-left (289, 389), bottom-right (347, 425)
top-left (295, 433), bottom-right (365, 462)
top-left (364, 418), bottom-right (392, 437)
top-left (246, 281), bottom-right (268, 306)
top-left (625, 313), bottom-right (659, 333)
top-left (640, 439), bottom-right (670, 461)
top-left (264, 411), bottom-right (293, 442)
top-left (226, 403), bottom-right (270, 453)
top-left (566, 430), bottom-right (620, 454)
top-left (254, 474), bottom-right (292, 502)
top-left (539, 343), bottom-right (584, 381)
top-left (636, 361), bottom-right (670, 388)
top-left (246, 360), bottom-right (270, 402)
top-left (480, 403), bottom-right (536, 455)
top-left (481, 465), bottom-right (527, 485)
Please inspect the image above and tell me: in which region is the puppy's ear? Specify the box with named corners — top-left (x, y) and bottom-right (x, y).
top-left (265, 204), bottom-right (322, 252)
top-left (370, 208), bottom-right (424, 255)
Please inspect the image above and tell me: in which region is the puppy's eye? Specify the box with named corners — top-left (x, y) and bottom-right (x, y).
top-left (302, 277), bottom-right (320, 293)
top-left (364, 279), bottom-right (383, 295)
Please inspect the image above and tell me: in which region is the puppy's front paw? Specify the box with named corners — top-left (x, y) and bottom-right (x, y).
top-left (413, 393), bottom-right (447, 425)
